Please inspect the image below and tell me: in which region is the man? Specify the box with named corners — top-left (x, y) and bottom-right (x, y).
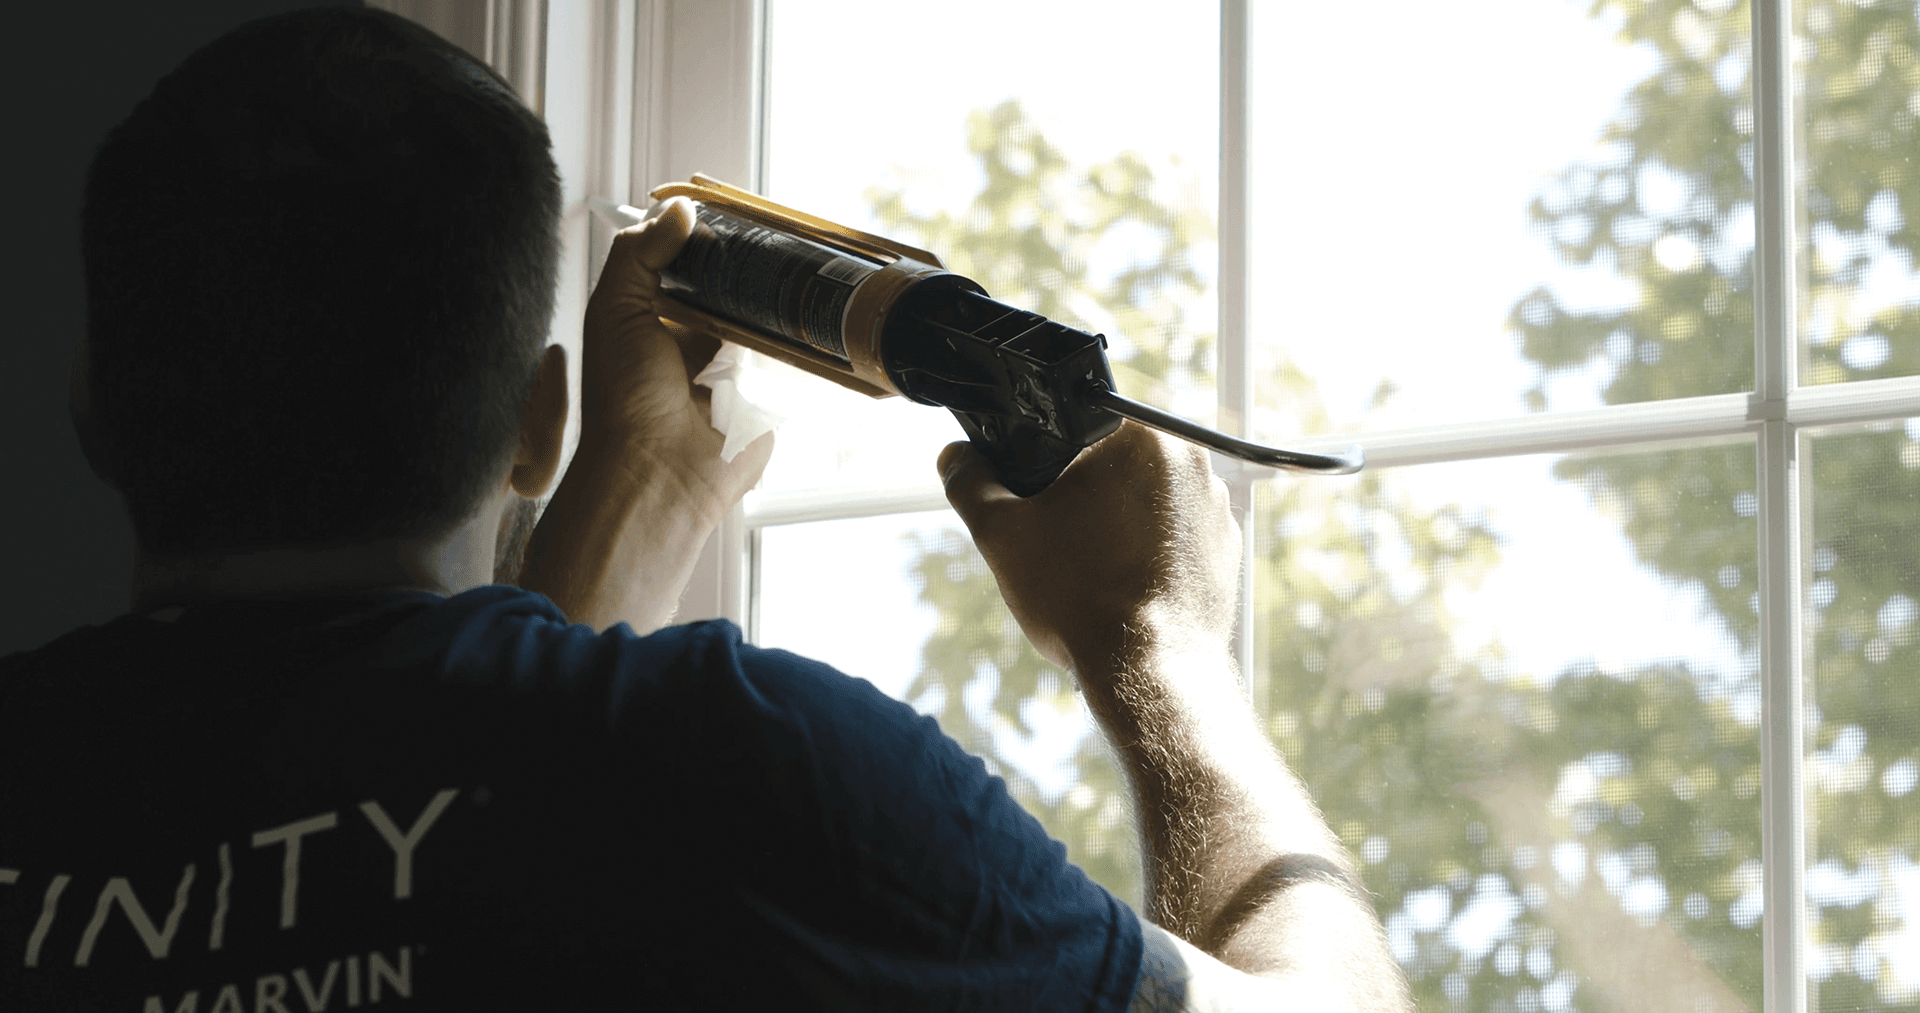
top-left (2, 8), bottom-right (1408, 1010)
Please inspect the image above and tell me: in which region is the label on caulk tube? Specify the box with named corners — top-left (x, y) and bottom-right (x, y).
top-left (660, 205), bottom-right (883, 358)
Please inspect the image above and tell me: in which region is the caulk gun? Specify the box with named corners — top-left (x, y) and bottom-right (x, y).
top-left (594, 175), bottom-right (1363, 496)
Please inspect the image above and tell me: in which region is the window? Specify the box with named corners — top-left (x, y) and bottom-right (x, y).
top-left (395, 1), bottom-right (1920, 1009)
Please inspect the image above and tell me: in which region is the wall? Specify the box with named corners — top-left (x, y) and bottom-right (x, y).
top-left (2, 2), bottom-right (359, 657)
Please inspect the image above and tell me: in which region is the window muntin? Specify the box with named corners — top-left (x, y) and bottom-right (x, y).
top-left (714, 1), bottom-right (1920, 1011)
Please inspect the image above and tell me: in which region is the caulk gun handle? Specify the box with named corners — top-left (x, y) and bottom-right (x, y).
top-left (947, 407), bottom-right (1092, 498)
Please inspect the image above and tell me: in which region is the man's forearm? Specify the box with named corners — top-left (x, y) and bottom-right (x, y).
top-left (935, 424), bottom-right (1405, 1005)
top-left (1077, 637), bottom-right (1407, 1006)
top-left (515, 439), bottom-right (724, 634)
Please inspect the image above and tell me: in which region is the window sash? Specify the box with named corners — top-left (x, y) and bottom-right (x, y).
top-left (410, 3), bottom-right (1920, 1006)
top-left (1751, 1), bottom-right (1805, 1008)
top-left (733, 5), bottom-right (1881, 1009)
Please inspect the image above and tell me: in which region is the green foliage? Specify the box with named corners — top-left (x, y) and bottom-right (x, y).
top-left (1249, 436), bottom-right (1763, 1013)
top-left (867, 100), bottom-right (1216, 411)
top-left (1516, 1), bottom-right (1920, 1009)
top-left (1800, 0), bottom-right (1920, 387)
top-left (1800, 426), bottom-right (1920, 1012)
top-left (871, 2), bottom-right (1920, 1005)
top-left (1509, 0), bottom-right (1754, 410)
top-left (867, 99), bottom-right (1226, 905)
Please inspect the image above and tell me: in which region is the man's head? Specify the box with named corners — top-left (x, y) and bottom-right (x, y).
top-left (77, 8), bottom-right (562, 571)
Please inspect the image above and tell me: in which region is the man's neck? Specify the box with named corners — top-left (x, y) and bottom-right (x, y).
top-left (130, 540), bottom-right (462, 616)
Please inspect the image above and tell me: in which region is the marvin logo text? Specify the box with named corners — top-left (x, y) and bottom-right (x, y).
top-left (0, 788), bottom-right (458, 971)
top-left (143, 944), bottom-right (418, 1013)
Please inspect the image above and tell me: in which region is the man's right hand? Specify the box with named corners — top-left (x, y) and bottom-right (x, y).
top-left (936, 421), bottom-right (1241, 677)
top-left (577, 195), bottom-right (772, 515)
top-left (940, 422), bottom-right (1411, 1011)
top-left (516, 196), bottom-right (771, 635)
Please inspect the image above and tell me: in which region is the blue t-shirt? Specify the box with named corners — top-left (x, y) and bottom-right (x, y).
top-left (0, 586), bottom-right (1142, 1011)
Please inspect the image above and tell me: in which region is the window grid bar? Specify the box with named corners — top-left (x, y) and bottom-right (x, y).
top-left (1218, 0), bottom-right (1251, 439)
top-left (721, 0), bottom-right (768, 633)
top-left (1279, 392), bottom-right (1756, 467)
top-left (733, 3), bottom-right (1861, 1006)
top-left (746, 481), bottom-right (953, 528)
top-left (749, 0), bottom-right (770, 194)
top-left (1781, 372), bottom-right (1920, 426)
top-left (740, 373), bottom-right (1920, 529)
top-left (727, 0), bottom-right (771, 633)
top-left (1219, 0), bottom-right (1257, 698)
top-left (1261, 376), bottom-right (1920, 470)
top-left (1751, 0), bottom-right (1808, 1006)
top-left (1759, 419), bottom-right (1809, 1013)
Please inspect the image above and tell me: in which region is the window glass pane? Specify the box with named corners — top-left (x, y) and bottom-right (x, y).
top-left (1797, 2), bottom-right (1920, 386)
top-left (759, 0), bottom-right (1218, 496)
top-left (755, 512), bottom-right (1141, 905)
top-left (1249, 1), bottom-right (1755, 440)
top-left (1805, 421), bottom-right (1920, 1012)
top-left (1254, 441), bottom-right (1762, 1011)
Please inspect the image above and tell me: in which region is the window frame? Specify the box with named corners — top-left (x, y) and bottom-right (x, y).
top-left (397, 2), bottom-right (1920, 1008)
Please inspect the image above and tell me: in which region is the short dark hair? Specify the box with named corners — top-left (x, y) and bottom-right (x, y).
top-left (82, 7), bottom-right (561, 558)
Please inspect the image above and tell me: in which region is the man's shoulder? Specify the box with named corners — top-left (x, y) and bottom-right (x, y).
top-left (378, 588), bottom-right (914, 756)
top-left (1, 612), bottom-right (141, 668)
top-left (0, 611), bottom-right (156, 703)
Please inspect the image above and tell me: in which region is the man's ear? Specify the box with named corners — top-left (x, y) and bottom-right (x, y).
top-left (510, 343), bottom-right (569, 499)
top-left (69, 334), bottom-right (120, 493)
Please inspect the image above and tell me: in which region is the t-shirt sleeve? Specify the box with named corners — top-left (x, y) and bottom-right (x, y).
top-left (608, 620), bottom-right (1144, 1012)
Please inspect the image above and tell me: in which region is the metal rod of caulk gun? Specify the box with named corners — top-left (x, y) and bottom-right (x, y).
top-left (1083, 382), bottom-right (1365, 475)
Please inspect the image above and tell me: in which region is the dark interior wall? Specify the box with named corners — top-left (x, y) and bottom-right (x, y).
top-left (3, 2), bottom-right (360, 657)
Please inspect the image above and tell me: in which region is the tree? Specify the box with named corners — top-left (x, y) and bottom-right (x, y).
top-left (866, 99), bottom-right (1220, 902)
top-left (865, 102), bottom-right (1620, 1012)
top-left (871, 2), bottom-right (1920, 1006)
top-left (1516, 1), bottom-right (1920, 1008)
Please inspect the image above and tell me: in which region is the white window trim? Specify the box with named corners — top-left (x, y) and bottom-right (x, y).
top-left (388, 4), bottom-right (1920, 1007)
top-left (1751, 3), bottom-right (1807, 1008)
top-left (376, 0), bottom-right (767, 625)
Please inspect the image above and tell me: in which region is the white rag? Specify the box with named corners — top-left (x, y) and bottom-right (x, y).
top-left (693, 342), bottom-right (786, 462)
